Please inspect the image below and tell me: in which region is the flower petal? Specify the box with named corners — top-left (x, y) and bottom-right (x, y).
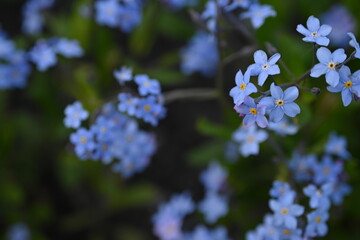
top-left (254, 50), bottom-right (268, 64)
top-left (268, 53), bottom-right (281, 65)
top-left (235, 70), bottom-right (244, 85)
top-left (341, 88), bottom-right (352, 106)
top-left (315, 37), bottom-right (330, 46)
top-left (267, 65), bottom-right (280, 75)
top-left (332, 48), bottom-right (346, 63)
top-left (283, 86), bottom-right (299, 102)
top-left (270, 83), bottom-right (283, 99)
top-left (316, 47), bottom-right (331, 63)
top-left (310, 63), bottom-right (328, 78)
top-left (307, 16), bottom-right (320, 32)
top-left (243, 115), bottom-right (255, 127)
top-left (270, 107), bottom-right (284, 122)
top-left (258, 71), bottom-right (269, 86)
top-left (325, 70), bottom-right (340, 87)
top-left (296, 24), bottom-right (310, 36)
top-left (256, 115), bottom-right (268, 128)
top-left (283, 102), bottom-right (300, 117)
top-left (318, 24), bottom-right (332, 36)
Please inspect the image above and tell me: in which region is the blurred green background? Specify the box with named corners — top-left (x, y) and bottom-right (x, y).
top-left (1, 0), bottom-right (360, 239)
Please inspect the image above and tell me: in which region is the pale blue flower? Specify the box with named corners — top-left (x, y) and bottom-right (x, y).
top-left (241, 4), bottom-right (276, 29)
top-left (269, 192), bottom-right (304, 229)
top-left (259, 83), bottom-right (300, 122)
top-left (324, 132), bottom-right (351, 159)
top-left (310, 47), bottom-right (347, 87)
top-left (288, 153), bottom-right (317, 182)
top-left (200, 161), bottom-right (227, 193)
top-left (303, 183), bottom-right (333, 210)
top-left (229, 69), bottom-right (257, 105)
top-left (114, 66), bottom-right (132, 85)
top-left (29, 40), bottom-right (57, 71)
top-left (235, 96), bottom-right (268, 128)
top-left (296, 16), bottom-right (332, 46)
top-left (232, 125), bottom-right (268, 157)
top-left (248, 50), bottom-right (281, 86)
top-left (331, 182), bottom-right (351, 205)
top-left (312, 155), bottom-right (343, 184)
top-left (64, 101), bottom-right (89, 128)
top-left (305, 209), bottom-right (329, 237)
top-left (54, 38), bottom-right (83, 58)
top-left (268, 117), bottom-right (298, 136)
top-left (327, 66), bottom-right (360, 106)
top-left (225, 0), bottom-right (251, 11)
top-left (134, 74), bottom-right (161, 96)
top-left (199, 192), bottom-right (228, 224)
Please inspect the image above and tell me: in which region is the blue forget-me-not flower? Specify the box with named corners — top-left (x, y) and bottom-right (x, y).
top-left (64, 101), bottom-right (89, 129)
top-left (235, 96), bottom-right (268, 128)
top-left (259, 83), bottom-right (300, 122)
top-left (229, 69), bottom-right (257, 105)
top-left (241, 4), bottom-right (276, 29)
top-left (248, 50), bottom-right (281, 86)
top-left (296, 16), bottom-right (332, 46)
top-left (305, 208), bottom-right (329, 237)
top-left (232, 125), bottom-right (268, 157)
top-left (348, 32), bottom-right (360, 59)
top-left (310, 47), bottom-right (347, 87)
top-left (327, 66), bottom-right (360, 107)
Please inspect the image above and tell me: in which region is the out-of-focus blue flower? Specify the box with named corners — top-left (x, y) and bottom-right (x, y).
top-left (303, 183), bottom-right (333, 210)
top-left (199, 192), bottom-right (228, 224)
top-left (348, 32), bottom-right (360, 59)
top-left (54, 38), bottom-right (84, 58)
top-left (259, 84), bottom-right (300, 122)
top-left (180, 31), bottom-right (219, 77)
top-left (0, 33), bottom-right (15, 59)
top-left (7, 223), bottom-right (30, 240)
top-left (327, 66), bottom-right (360, 107)
top-left (321, 5), bottom-right (356, 47)
top-left (168, 192), bottom-right (195, 216)
top-left (331, 182), bottom-right (351, 205)
top-left (288, 153), bottom-right (317, 182)
top-left (324, 132), bottom-right (351, 160)
top-left (229, 69), bottom-right (257, 105)
top-left (95, 0), bottom-right (122, 27)
top-left (268, 117), bottom-right (298, 136)
top-left (240, 4), bottom-right (276, 29)
top-left (305, 209), bottom-right (329, 237)
top-left (64, 101), bottom-right (89, 129)
top-left (134, 74), bottom-right (161, 96)
top-left (269, 192), bottom-right (304, 229)
top-left (118, 93), bottom-right (139, 116)
top-left (296, 16), bottom-right (332, 46)
top-left (269, 181), bottom-right (296, 200)
top-left (310, 47), bottom-right (347, 87)
top-left (312, 155), bottom-right (343, 184)
top-left (248, 50), bottom-right (281, 86)
top-left (235, 96), bottom-right (268, 128)
top-left (232, 125), bottom-right (268, 157)
top-left (70, 128), bottom-right (96, 159)
top-left (22, 0), bottom-right (55, 35)
top-left (114, 66), bottom-right (132, 85)
top-left (135, 95), bottom-right (166, 126)
top-left (200, 161), bottom-right (227, 193)
top-left (278, 227), bottom-right (302, 240)
top-left (29, 40), bottom-right (57, 71)
top-left (94, 0), bottom-right (142, 32)
top-left (186, 225), bottom-right (230, 240)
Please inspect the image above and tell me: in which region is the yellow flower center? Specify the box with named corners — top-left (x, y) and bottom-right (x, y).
top-left (345, 81), bottom-right (353, 88)
top-left (144, 104), bottom-right (151, 111)
top-left (80, 137), bottom-right (87, 143)
top-left (328, 62), bottom-right (336, 69)
top-left (315, 217), bottom-right (322, 223)
top-left (275, 99), bottom-right (284, 106)
top-left (249, 108), bottom-right (258, 115)
top-left (323, 167), bottom-right (330, 174)
top-left (101, 144), bottom-right (108, 150)
top-left (281, 208), bottom-right (289, 215)
top-left (240, 83), bottom-right (246, 90)
top-left (247, 136), bottom-right (254, 142)
top-left (283, 229), bottom-right (291, 235)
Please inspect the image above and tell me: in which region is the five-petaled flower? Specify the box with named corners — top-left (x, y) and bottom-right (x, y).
top-left (235, 96), bottom-right (268, 128)
top-left (310, 47), bottom-right (347, 87)
top-left (229, 69), bottom-right (257, 105)
top-left (296, 16), bottom-right (332, 46)
top-left (248, 50), bottom-right (281, 86)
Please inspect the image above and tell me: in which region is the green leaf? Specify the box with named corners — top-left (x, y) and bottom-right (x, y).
top-left (187, 141), bottom-right (224, 167)
top-left (196, 118), bottom-right (233, 140)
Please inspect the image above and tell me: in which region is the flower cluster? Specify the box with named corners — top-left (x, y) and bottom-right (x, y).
top-left (29, 38), bottom-right (84, 72)
top-left (115, 67), bottom-right (166, 126)
top-left (152, 161), bottom-right (230, 240)
top-left (67, 102), bottom-right (157, 178)
top-left (94, 0), bottom-right (143, 33)
top-left (0, 32), bottom-right (31, 89)
top-left (162, 0), bottom-right (199, 10)
top-left (22, 0), bottom-right (55, 35)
